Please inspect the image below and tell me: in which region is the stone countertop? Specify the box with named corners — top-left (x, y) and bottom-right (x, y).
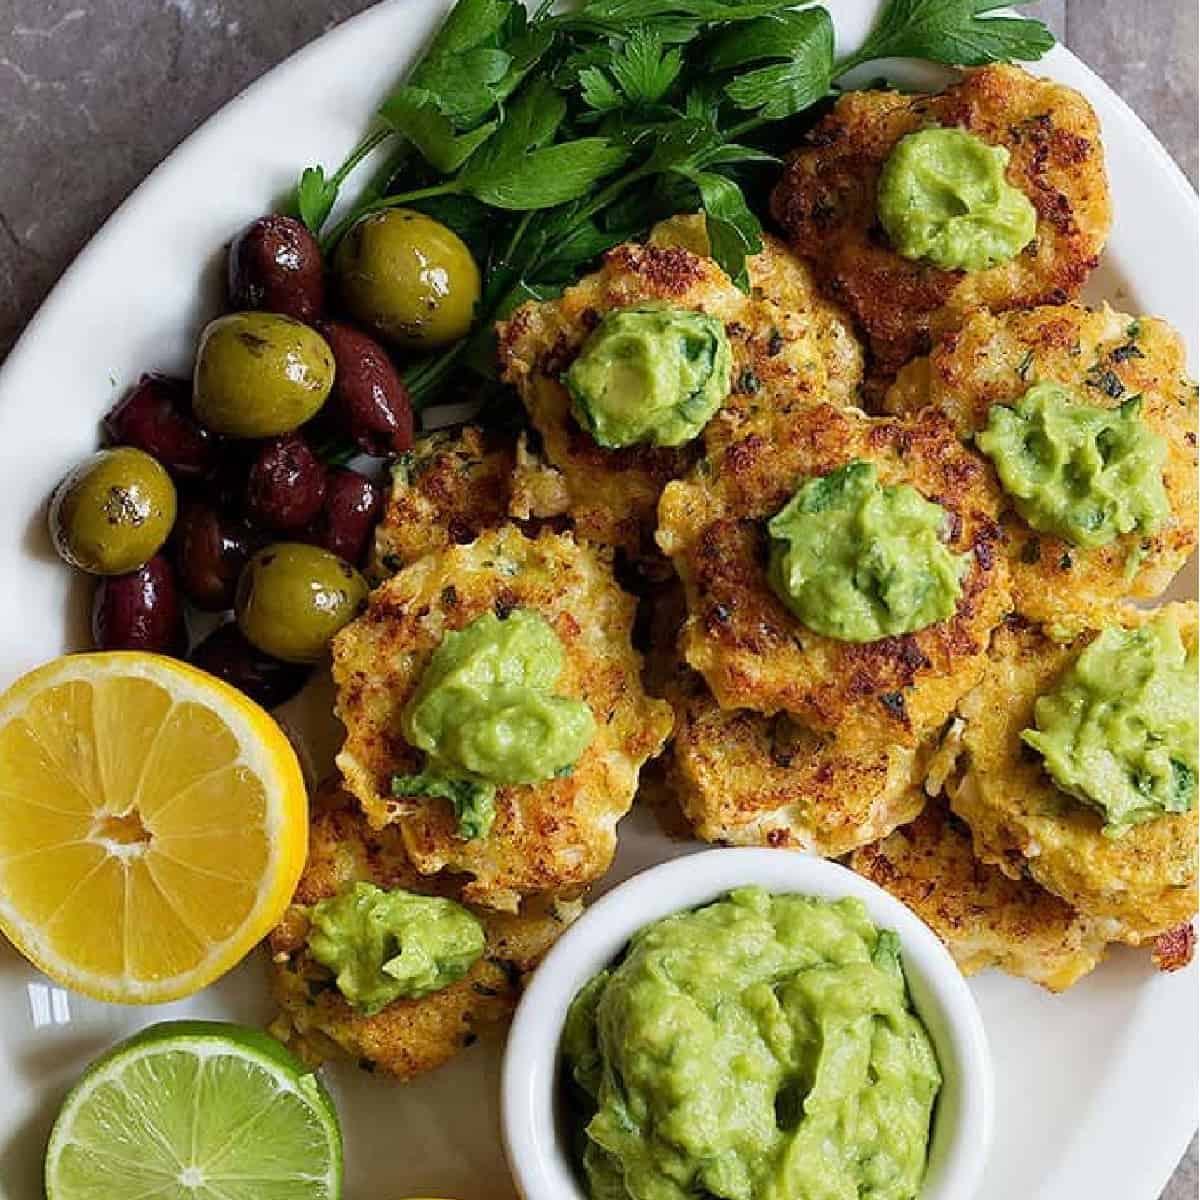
top-left (0, 1), bottom-right (1196, 1194)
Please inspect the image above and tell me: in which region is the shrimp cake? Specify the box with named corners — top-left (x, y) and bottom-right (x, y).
top-left (496, 225), bottom-right (862, 554)
top-left (771, 64), bottom-right (1111, 390)
top-left (333, 525), bottom-right (673, 910)
top-left (851, 801), bottom-right (1112, 991)
top-left (950, 604), bottom-right (1199, 944)
top-left (648, 213), bottom-right (865, 420)
top-left (642, 581), bottom-right (925, 853)
top-left (268, 782), bottom-right (579, 1081)
top-left (656, 403), bottom-right (1010, 746)
top-left (370, 425), bottom-right (568, 578)
top-left (661, 660), bottom-right (927, 854)
top-left (884, 304), bottom-right (1199, 625)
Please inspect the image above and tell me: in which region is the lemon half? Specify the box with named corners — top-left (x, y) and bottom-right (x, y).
top-left (0, 652), bottom-right (307, 1003)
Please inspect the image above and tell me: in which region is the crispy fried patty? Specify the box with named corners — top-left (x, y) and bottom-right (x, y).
top-left (370, 426), bottom-right (568, 579)
top-left (949, 604), bottom-right (1199, 945)
top-left (851, 800), bottom-right (1113, 991)
top-left (496, 219), bottom-right (862, 554)
top-left (771, 64), bottom-right (1111, 392)
top-left (656, 403), bottom-right (1010, 746)
top-left (642, 582), bottom-right (926, 853)
top-left (649, 214), bottom-right (866, 425)
top-left (333, 525), bottom-right (673, 910)
top-left (268, 781), bottom-right (578, 1081)
top-left (884, 303), bottom-right (1199, 625)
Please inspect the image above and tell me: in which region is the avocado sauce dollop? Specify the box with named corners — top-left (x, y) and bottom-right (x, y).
top-left (1023, 615), bottom-right (1198, 836)
top-left (877, 126), bottom-right (1036, 271)
top-left (565, 303), bottom-right (733, 448)
top-left (766, 460), bottom-right (968, 642)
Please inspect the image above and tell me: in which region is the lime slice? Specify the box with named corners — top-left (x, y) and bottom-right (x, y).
top-left (45, 1020), bottom-right (342, 1200)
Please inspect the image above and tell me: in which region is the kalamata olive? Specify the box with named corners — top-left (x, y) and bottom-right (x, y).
top-left (103, 374), bottom-right (215, 481)
top-left (201, 443), bottom-right (257, 514)
top-left (333, 209), bottom-right (481, 348)
top-left (190, 621), bottom-right (311, 709)
top-left (304, 468), bottom-right (382, 564)
top-left (49, 447), bottom-right (177, 575)
top-left (193, 312), bottom-right (334, 437)
top-left (173, 498), bottom-right (261, 611)
top-left (245, 433), bottom-right (327, 531)
top-left (236, 542), bottom-right (367, 663)
top-left (228, 215), bottom-right (325, 323)
top-left (317, 321), bottom-right (414, 455)
top-left (91, 553), bottom-right (184, 653)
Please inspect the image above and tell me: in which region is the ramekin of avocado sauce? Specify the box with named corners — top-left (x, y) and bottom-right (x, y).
top-left (561, 887), bottom-right (942, 1200)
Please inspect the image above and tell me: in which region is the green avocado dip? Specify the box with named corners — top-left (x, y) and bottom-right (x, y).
top-left (1023, 616), bottom-right (1199, 837)
top-left (564, 303), bottom-right (733, 448)
top-left (306, 881), bottom-right (485, 1016)
top-left (877, 127), bottom-right (1036, 271)
top-left (562, 888), bottom-right (942, 1200)
top-left (392, 609), bottom-right (596, 840)
top-left (976, 382), bottom-right (1170, 547)
top-left (766, 460), bottom-right (968, 643)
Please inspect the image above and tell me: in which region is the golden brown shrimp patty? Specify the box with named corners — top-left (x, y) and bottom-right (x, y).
top-left (771, 64), bottom-right (1111, 391)
top-left (884, 304), bottom-right (1199, 625)
top-left (496, 222), bottom-right (862, 554)
top-left (648, 214), bottom-right (865, 424)
top-left (370, 425), bottom-right (568, 579)
top-left (656, 403), bottom-right (1010, 746)
top-left (660, 665), bottom-right (927, 854)
top-left (642, 582), bottom-right (925, 854)
top-left (268, 782), bottom-right (578, 1081)
top-left (949, 604), bottom-right (1199, 944)
top-left (333, 525), bottom-right (673, 910)
top-left (851, 801), bottom-right (1112, 991)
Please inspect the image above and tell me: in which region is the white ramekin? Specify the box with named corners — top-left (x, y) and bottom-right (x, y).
top-left (502, 848), bottom-right (994, 1200)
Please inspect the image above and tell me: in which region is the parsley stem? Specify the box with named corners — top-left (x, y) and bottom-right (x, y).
top-left (726, 115), bottom-right (769, 140)
top-left (320, 181), bottom-right (462, 253)
top-left (329, 126), bottom-right (392, 191)
top-left (405, 339), bottom-right (471, 409)
top-left (571, 165), bottom-right (652, 227)
top-left (350, 181), bottom-right (460, 211)
top-left (501, 210), bottom-right (536, 268)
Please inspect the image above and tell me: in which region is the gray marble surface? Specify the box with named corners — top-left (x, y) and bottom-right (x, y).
top-left (0, 1), bottom-right (1195, 1194)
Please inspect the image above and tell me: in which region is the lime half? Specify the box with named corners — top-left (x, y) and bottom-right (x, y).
top-left (45, 1020), bottom-right (342, 1199)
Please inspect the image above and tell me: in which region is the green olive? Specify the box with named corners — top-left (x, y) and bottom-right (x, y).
top-left (49, 447), bottom-right (177, 575)
top-left (193, 312), bottom-right (335, 437)
top-left (235, 542), bottom-right (367, 664)
top-left (333, 209), bottom-right (481, 349)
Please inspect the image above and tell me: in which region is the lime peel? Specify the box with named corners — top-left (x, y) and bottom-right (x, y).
top-left (44, 1020), bottom-right (343, 1200)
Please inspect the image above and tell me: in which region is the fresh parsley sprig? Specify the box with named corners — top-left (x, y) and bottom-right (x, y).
top-left (840, 0), bottom-right (1056, 72)
top-left (294, 0), bottom-right (1054, 410)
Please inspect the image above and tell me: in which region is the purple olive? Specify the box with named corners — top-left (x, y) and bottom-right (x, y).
top-left (317, 320), bottom-right (414, 456)
top-left (92, 554), bottom-right (184, 653)
top-left (190, 621), bottom-right (311, 709)
top-left (103, 374), bottom-right (215, 481)
top-left (202, 443), bottom-right (257, 515)
top-left (245, 433), bottom-right (327, 532)
top-left (174, 498), bottom-right (261, 611)
top-left (304, 468), bottom-right (383, 565)
top-left (228, 215), bottom-right (325, 323)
